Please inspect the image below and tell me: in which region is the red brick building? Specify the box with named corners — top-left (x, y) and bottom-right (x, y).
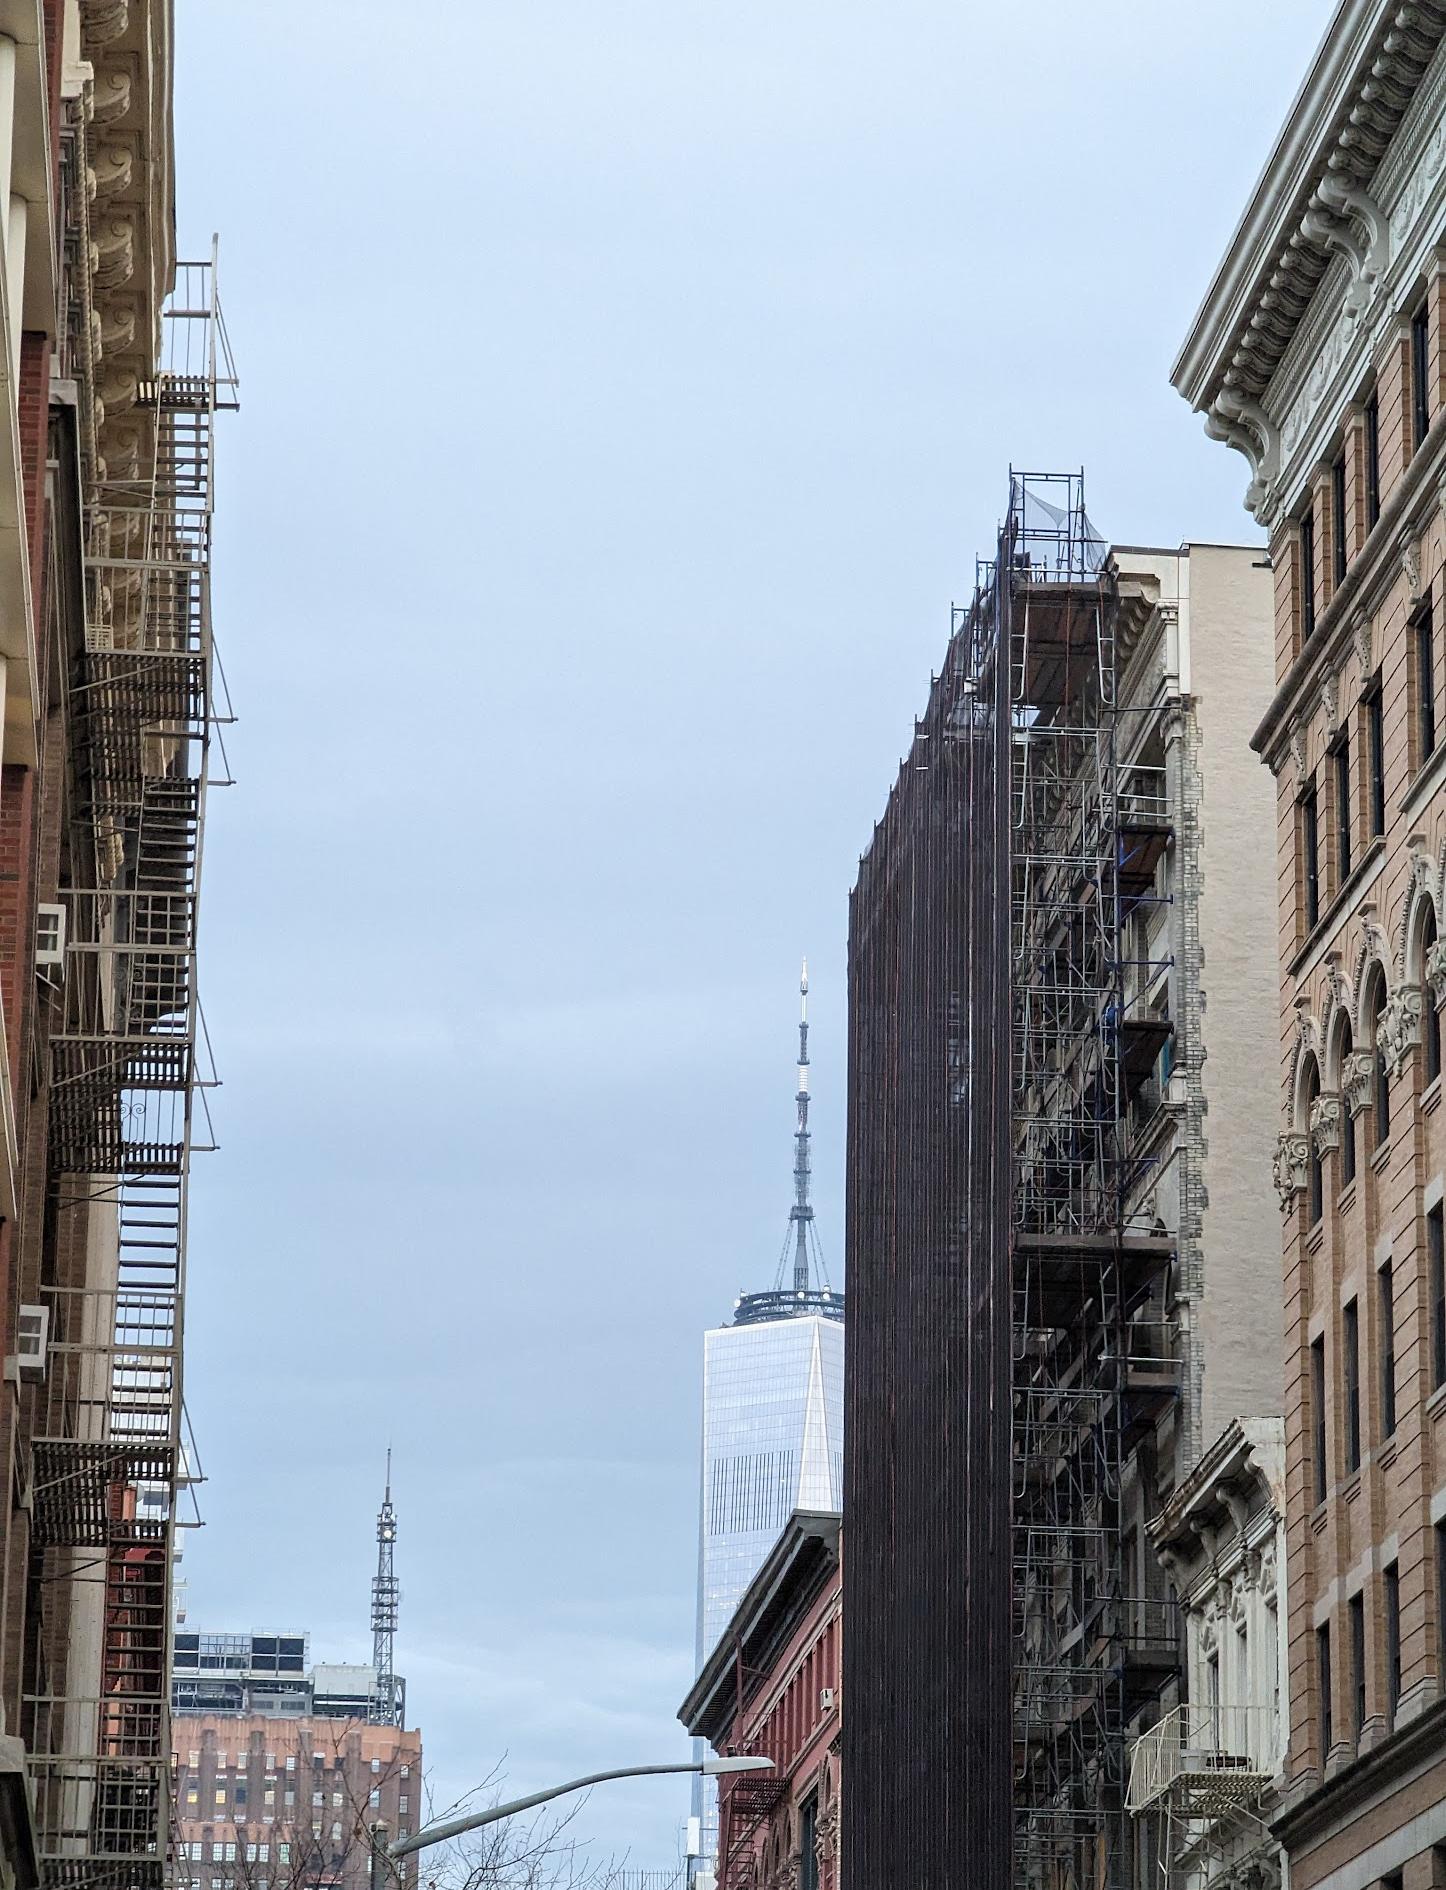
top-left (679, 1512), bottom-right (840, 1890)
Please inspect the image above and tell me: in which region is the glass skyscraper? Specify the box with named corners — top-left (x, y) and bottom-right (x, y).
top-left (686, 968), bottom-right (844, 1882)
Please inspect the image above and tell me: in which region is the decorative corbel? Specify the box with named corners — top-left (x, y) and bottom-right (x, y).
top-left (1380, 984), bottom-right (1423, 1078)
top-left (1314, 171), bottom-right (1391, 311)
top-left (1310, 1092), bottom-right (1343, 1155)
top-left (1341, 1048), bottom-right (1376, 1116)
top-left (1289, 719), bottom-right (1308, 781)
top-left (1273, 1131), bottom-right (1310, 1211)
top-left (1354, 608), bottom-right (1373, 677)
top-left (1399, 525), bottom-right (1423, 603)
top-left (1321, 669), bottom-right (1340, 736)
top-left (1206, 385), bottom-right (1281, 521)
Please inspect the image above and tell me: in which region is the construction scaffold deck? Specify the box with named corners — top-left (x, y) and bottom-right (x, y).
top-left (25, 250), bottom-right (236, 1890)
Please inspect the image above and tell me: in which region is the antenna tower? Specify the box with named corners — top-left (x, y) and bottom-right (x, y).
top-left (370, 1451), bottom-right (405, 1726)
top-left (792, 959), bottom-right (813, 1294)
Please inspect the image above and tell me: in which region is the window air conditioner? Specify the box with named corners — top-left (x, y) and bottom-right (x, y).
top-left (819, 1686), bottom-right (836, 1711)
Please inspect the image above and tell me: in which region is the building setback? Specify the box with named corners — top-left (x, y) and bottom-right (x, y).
top-left (0, 8), bottom-right (234, 1889)
top-left (1175, 2), bottom-right (1446, 1884)
top-left (843, 476), bottom-right (1282, 1887)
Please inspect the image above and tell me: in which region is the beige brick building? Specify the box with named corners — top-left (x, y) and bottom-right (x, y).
top-left (1175, 3), bottom-right (1446, 1884)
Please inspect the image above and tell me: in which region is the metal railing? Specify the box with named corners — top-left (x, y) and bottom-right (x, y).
top-left (1126, 1703), bottom-right (1280, 1813)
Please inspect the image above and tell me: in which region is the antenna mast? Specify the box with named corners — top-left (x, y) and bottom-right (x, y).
top-left (792, 959), bottom-right (812, 1295)
top-left (369, 1451), bottom-right (404, 1726)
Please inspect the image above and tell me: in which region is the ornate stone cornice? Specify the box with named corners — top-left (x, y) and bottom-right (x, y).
top-left (1175, 2), bottom-right (1446, 512)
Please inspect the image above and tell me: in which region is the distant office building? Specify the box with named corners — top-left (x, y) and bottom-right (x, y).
top-left (172, 1635), bottom-right (392, 1726)
top-left (170, 1713), bottom-right (422, 1890)
top-left (689, 969), bottom-right (844, 1878)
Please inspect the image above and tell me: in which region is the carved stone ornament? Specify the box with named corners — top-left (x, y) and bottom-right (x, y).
top-left (1310, 1093), bottom-right (1342, 1155)
top-left (1273, 1131), bottom-right (1310, 1211)
top-left (1289, 719), bottom-right (1307, 780)
top-left (1401, 527), bottom-right (1423, 601)
top-left (1259, 1541), bottom-right (1279, 1609)
top-left (1427, 939), bottom-right (1446, 1009)
top-left (1354, 609), bottom-right (1373, 676)
top-left (1321, 670), bottom-right (1340, 734)
top-left (1380, 983), bottom-right (1424, 1078)
top-left (1205, 386), bottom-right (1281, 521)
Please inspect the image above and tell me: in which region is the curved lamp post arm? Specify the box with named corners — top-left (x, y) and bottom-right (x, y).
top-left (388, 1756), bottom-right (771, 1862)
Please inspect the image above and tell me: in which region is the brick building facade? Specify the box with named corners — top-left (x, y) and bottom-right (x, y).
top-left (1176, 3), bottom-right (1446, 1883)
top-left (679, 1512), bottom-right (840, 1890)
top-left (172, 1715), bottom-right (422, 1890)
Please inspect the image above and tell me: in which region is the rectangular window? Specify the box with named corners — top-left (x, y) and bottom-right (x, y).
top-left (1318, 1622), bottom-right (1333, 1755)
top-left (1365, 679), bottom-right (1385, 837)
top-left (1312, 1335), bottom-right (1328, 1506)
top-left (1303, 780), bottom-right (1320, 930)
top-left (371, 1759), bottom-right (381, 1776)
top-left (1414, 298), bottom-right (1431, 452)
top-left (1300, 507), bottom-right (1317, 642)
top-left (1379, 1259), bottom-right (1396, 1439)
top-left (1418, 591), bottom-right (1437, 763)
top-left (1432, 1203), bottom-right (1446, 1390)
top-left (1349, 1592), bottom-right (1366, 1737)
top-left (1344, 1298), bottom-right (1361, 1472)
top-left (398, 1796), bottom-right (409, 1816)
top-left (369, 1789), bottom-right (380, 1810)
top-left (1333, 449), bottom-right (1347, 586)
top-left (1385, 1561), bottom-right (1401, 1720)
top-left (1333, 734), bottom-right (1352, 883)
top-left (1366, 389), bottom-right (1381, 526)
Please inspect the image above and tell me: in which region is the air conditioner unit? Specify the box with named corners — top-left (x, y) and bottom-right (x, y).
top-left (819, 1686), bottom-right (836, 1711)
top-left (35, 904), bottom-right (66, 975)
top-left (14, 1303), bottom-right (48, 1379)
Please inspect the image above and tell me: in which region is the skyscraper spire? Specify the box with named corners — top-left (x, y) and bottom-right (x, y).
top-left (792, 958), bottom-right (812, 1295)
top-left (369, 1451), bottom-right (404, 1726)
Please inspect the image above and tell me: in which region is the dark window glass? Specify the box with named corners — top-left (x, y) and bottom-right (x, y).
top-left (1334, 735), bottom-right (1352, 884)
top-left (1303, 782), bottom-right (1320, 931)
top-left (1426, 906), bottom-right (1443, 1082)
top-left (1349, 1592), bottom-right (1366, 1737)
top-left (1414, 298), bottom-right (1432, 452)
top-left (1307, 1060), bottom-right (1323, 1225)
top-left (799, 1796), bottom-right (819, 1890)
top-left (1344, 1297), bottom-right (1360, 1471)
top-left (1366, 391), bottom-right (1381, 526)
top-left (1333, 450), bottom-right (1348, 585)
top-left (1318, 1622), bottom-right (1333, 1755)
top-left (1380, 1258), bottom-right (1396, 1439)
top-left (1386, 1562), bottom-right (1401, 1719)
top-left (1437, 1520), bottom-right (1446, 1677)
top-left (1301, 508), bottom-right (1317, 642)
top-left (1419, 591), bottom-right (1437, 764)
top-left (1366, 680), bottom-right (1386, 837)
top-left (1373, 977), bottom-right (1391, 1143)
top-left (1341, 1020), bottom-right (1358, 1188)
top-left (1312, 1334), bottom-right (1328, 1507)
top-left (1431, 1203), bottom-right (1446, 1389)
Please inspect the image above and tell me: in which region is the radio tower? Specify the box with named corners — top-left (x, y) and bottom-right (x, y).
top-left (791, 958), bottom-right (813, 1294)
top-left (369, 1452), bottom-right (405, 1727)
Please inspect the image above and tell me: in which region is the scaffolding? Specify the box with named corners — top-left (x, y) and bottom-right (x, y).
top-left (24, 251), bottom-right (236, 1890)
top-left (966, 474), bottom-right (1179, 1889)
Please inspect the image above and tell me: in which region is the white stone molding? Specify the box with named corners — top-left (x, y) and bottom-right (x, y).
top-left (1289, 718), bottom-right (1308, 781)
top-left (1274, 1131), bottom-right (1310, 1211)
top-left (1321, 669), bottom-right (1340, 734)
top-left (1401, 525), bottom-right (1424, 601)
top-left (1310, 1093), bottom-right (1343, 1155)
top-left (1206, 389), bottom-right (1282, 519)
top-left (1380, 982), bottom-right (1424, 1075)
top-left (1341, 1047), bottom-right (1376, 1115)
top-left (1354, 609), bottom-right (1373, 675)
top-left (1427, 938), bottom-right (1446, 1009)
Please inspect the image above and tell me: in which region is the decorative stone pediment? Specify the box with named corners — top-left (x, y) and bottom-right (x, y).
top-left (1273, 1132), bottom-right (1309, 1210)
top-left (1380, 983), bottom-right (1423, 1076)
top-left (1310, 1093), bottom-right (1342, 1155)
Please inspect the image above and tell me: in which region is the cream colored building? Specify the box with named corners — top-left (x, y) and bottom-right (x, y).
top-left (1176, 3), bottom-right (1446, 1885)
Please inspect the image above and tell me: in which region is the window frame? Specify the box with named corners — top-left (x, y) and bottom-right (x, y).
top-left (1366, 389), bottom-right (1381, 526)
top-left (1417, 589), bottom-right (1437, 766)
top-left (1312, 1333), bottom-right (1328, 1507)
top-left (1332, 448), bottom-right (1348, 587)
top-left (1332, 730), bottom-right (1352, 886)
top-left (1379, 1257), bottom-right (1396, 1439)
top-left (1300, 506), bottom-right (1318, 644)
top-left (1413, 297), bottom-right (1432, 453)
top-left (1349, 1591), bottom-right (1366, 1738)
top-left (1303, 777), bottom-right (1321, 932)
top-left (1344, 1296), bottom-right (1361, 1472)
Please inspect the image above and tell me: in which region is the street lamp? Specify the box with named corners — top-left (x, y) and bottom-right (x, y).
top-left (388, 1756), bottom-right (773, 1861)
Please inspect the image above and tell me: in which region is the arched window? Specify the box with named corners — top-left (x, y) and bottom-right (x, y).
top-left (1423, 905), bottom-right (1442, 1082)
top-left (1338, 1018), bottom-right (1357, 1187)
top-left (1369, 969), bottom-right (1391, 1145)
top-left (1304, 1056), bottom-right (1323, 1224)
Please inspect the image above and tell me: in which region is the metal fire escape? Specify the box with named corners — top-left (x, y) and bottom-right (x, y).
top-left (25, 252), bottom-right (236, 1889)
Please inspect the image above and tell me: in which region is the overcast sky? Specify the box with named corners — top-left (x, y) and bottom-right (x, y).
top-left (173, 1), bottom-right (1331, 1871)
